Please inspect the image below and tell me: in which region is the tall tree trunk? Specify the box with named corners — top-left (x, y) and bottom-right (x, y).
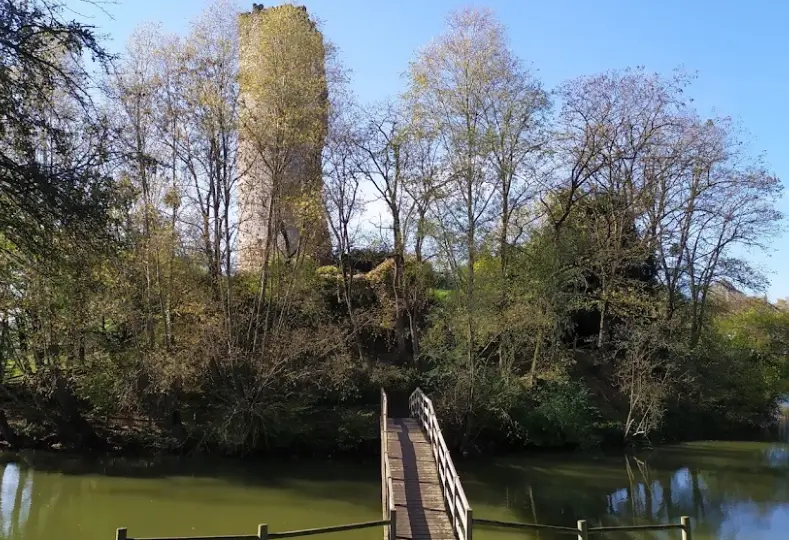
top-left (530, 324), bottom-right (543, 385)
top-left (392, 216), bottom-right (407, 358)
top-left (597, 296), bottom-right (608, 349)
top-left (498, 179), bottom-right (509, 370)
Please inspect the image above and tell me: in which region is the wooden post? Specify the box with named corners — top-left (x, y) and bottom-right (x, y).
top-left (258, 524), bottom-right (268, 540)
top-left (380, 389), bottom-right (386, 433)
top-left (380, 441), bottom-right (383, 511)
top-left (450, 491), bottom-right (457, 534)
top-left (452, 477), bottom-right (461, 532)
top-left (389, 507), bottom-right (397, 540)
top-left (381, 388), bottom-right (387, 526)
top-left (681, 516), bottom-right (692, 540)
top-left (577, 520), bottom-right (588, 540)
top-left (116, 528), bottom-right (128, 540)
top-left (465, 507), bottom-right (473, 540)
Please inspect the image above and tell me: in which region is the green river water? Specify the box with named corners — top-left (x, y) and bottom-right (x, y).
top-left (1, 438), bottom-right (789, 540)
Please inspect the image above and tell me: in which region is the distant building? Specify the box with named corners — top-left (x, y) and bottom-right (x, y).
top-left (709, 279), bottom-right (749, 305)
top-left (709, 279), bottom-right (779, 312)
top-left (236, 3), bottom-right (331, 272)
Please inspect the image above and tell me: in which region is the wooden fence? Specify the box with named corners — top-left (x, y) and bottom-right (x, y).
top-left (474, 515), bottom-right (692, 539)
top-left (116, 513), bottom-right (692, 540)
top-left (117, 516), bottom-right (691, 540)
top-left (115, 519), bottom-right (391, 540)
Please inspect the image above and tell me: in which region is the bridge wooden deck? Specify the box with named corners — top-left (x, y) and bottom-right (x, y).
top-left (385, 418), bottom-right (455, 540)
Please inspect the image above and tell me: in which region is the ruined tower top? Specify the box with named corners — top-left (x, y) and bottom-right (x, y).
top-left (250, 3), bottom-right (308, 12)
top-left (241, 3), bottom-right (316, 31)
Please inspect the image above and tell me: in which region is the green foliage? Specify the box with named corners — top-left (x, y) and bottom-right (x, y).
top-left (516, 380), bottom-right (604, 449)
top-left (716, 304), bottom-right (789, 372)
top-left (316, 265), bottom-right (341, 278)
top-left (688, 305), bottom-right (789, 430)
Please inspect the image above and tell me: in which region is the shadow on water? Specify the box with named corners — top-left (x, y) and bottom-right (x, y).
top-left (0, 451), bottom-right (382, 540)
top-left (0, 450), bottom-right (380, 505)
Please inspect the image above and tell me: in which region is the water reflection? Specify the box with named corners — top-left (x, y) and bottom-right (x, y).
top-left (777, 408), bottom-right (789, 444)
top-left (463, 440), bottom-right (789, 540)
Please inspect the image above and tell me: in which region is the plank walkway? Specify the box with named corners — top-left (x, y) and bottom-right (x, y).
top-left (386, 418), bottom-right (455, 540)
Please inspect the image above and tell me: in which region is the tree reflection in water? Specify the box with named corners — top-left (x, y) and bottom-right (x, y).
top-left (0, 462), bottom-right (33, 540)
top-left (462, 437), bottom-right (789, 539)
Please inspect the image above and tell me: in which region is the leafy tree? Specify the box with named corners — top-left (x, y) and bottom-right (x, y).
top-left (0, 0), bottom-right (117, 256)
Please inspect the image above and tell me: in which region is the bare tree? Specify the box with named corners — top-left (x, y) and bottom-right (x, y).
top-left (484, 52), bottom-right (549, 295)
top-left (110, 24), bottom-right (169, 348)
top-left (323, 91), bottom-right (366, 361)
top-left (355, 102), bottom-right (413, 357)
top-left (650, 116), bottom-right (782, 345)
top-left (407, 7), bottom-right (540, 443)
top-left (162, 0), bottom-right (240, 340)
top-left (553, 69), bottom-right (783, 349)
top-left (613, 323), bottom-right (688, 440)
top-left (402, 129), bottom-right (443, 264)
top-left (407, 8), bottom-right (508, 373)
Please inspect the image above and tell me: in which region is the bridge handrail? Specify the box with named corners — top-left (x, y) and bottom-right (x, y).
top-left (409, 388), bottom-right (472, 540)
top-left (474, 516), bottom-right (693, 539)
top-left (116, 520), bottom-right (391, 540)
top-left (380, 389), bottom-right (397, 540)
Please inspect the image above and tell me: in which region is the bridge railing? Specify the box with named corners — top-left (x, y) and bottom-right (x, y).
top-left (380, 388), bottom-right (397, 540)
top-left (409, 388), bottom-right (472, 540)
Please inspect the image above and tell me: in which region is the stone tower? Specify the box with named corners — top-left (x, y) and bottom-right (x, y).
top-left (236, 3), bottom-right (331, 272)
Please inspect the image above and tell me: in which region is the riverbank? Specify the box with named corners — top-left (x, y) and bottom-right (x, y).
top-left (0, 399), bottom-right (384, 459)
top-left (0, 388), bottom-right (781, 462)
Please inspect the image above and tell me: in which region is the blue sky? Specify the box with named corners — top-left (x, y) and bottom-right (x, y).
top-left (67, 0), bottom-right (789, 300)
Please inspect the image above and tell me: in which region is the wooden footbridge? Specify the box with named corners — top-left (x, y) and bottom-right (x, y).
top-left (116, 388), bottom-right (694, 540)
top-left (381, 389), bottom-right (470, 540)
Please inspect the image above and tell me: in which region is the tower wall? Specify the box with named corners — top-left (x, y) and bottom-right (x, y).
top-left (236, 3), bottom-right (331, 273)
